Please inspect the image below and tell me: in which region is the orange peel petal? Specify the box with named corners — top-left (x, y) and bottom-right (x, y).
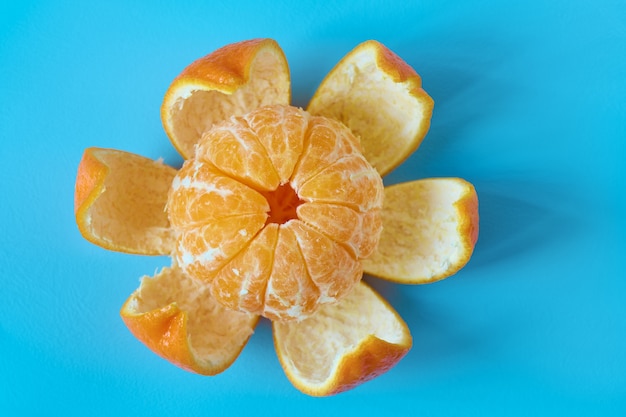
top-left (307, 40), bottom-right (434, 176)
top-left (273, 281), bottom-right (412, 396)
top-left (74, 147), bottom-right (177, 255)
top-left (362, 178), bottom-right (479, 283)
top-left (161, 38), bottom-right (291, 158)
top-left (120, 265), bottom-right (259, 375)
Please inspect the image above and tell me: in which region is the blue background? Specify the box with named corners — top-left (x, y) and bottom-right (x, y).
top-left (1, 1), bottom-right (625, 415)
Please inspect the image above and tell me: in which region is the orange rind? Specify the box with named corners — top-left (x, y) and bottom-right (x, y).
top-left (363, 178), bottom-right (479, 283)
top-left (161, 38), bottom-right (290, 159)
top-left (120, 265), bottom-right (258, 375)
top-left (308, 40), bottom-right (434, 176)
top-left (74, 147), bottom-right (177, 255)
top-left (273, 281), bottom-right (412, 396)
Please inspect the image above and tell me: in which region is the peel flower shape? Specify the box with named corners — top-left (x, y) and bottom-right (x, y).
top-left (74, 39), bottom-right (479, 396)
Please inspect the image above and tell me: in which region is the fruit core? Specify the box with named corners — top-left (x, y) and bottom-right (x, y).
top-left (261, 183), bottom-right (303, 225)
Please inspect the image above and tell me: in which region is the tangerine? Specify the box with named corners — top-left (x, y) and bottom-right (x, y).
top-left (166, 104), bottom-right (384, 321)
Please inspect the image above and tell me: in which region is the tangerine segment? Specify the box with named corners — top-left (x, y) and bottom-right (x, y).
top-left (195, 120), bottom-right (280, 191)
top-left (121, 265), bottom-right (258, 376)
top-left (289, 221), bottom-right (363, 305)
top-left (307, 40), bottom-right (434, 176)
top-left (244, 105), bottom-right (308, 184)
top-left (161, 39), bottom-right (290, 159)
top-left (296, 203), bottom-right (382, 259)
top-left (74, 147), bottom-right (176, 255)
top-left (211, 224), bottom-right (279, 314)
top-left (290, 116), bottom-right (362, 190)
top-left (167, 160), bottom-right (269, 229)
top-left (362, 178), bottom-right (479, 283)
top-left (297, 154), bottom-right (384, 213)
top-left (174, 213), bottom-right (267, 282)
top-left (263, 223), bottom-right (321, 321)
top-left (273, 281), bottom-right (412, 396)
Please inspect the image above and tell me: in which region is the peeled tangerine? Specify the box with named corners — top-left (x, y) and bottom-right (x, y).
top-left (166, 104), bottom-right (384, 322)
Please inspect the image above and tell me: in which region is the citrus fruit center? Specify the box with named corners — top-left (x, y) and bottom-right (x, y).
top-left (261, 183), bottom-right (303, 225)
top-left (167, 104), bottom-right (384, 321)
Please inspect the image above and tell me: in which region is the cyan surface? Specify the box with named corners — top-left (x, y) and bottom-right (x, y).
top-left (1, 1), bottom-right (625, 415)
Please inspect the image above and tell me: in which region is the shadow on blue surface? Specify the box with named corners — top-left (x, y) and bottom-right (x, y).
top-left (469, 182), bottom-right (581, 270)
